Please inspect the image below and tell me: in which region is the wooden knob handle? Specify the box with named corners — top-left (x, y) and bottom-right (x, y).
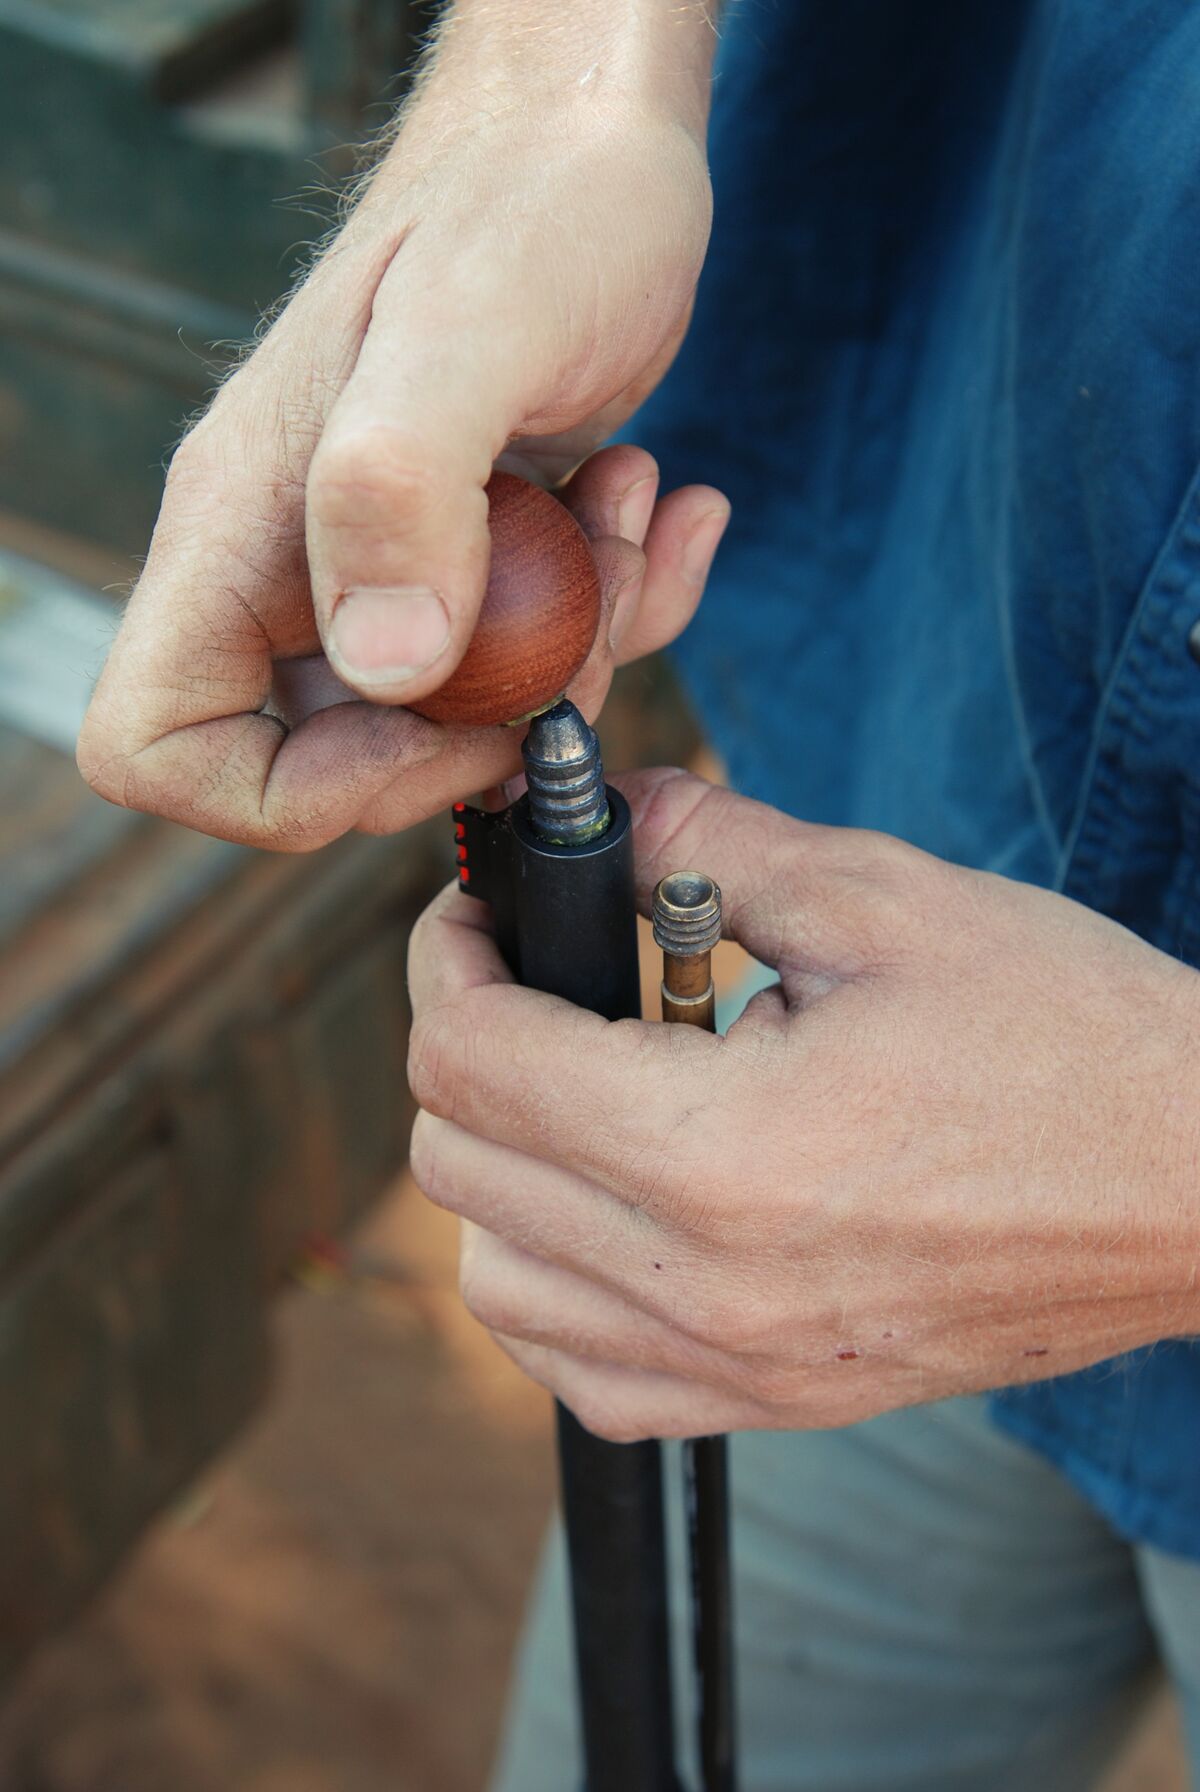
top-left (406, 471), bottom-right (602, 728)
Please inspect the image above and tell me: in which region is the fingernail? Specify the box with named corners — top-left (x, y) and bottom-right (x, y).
top-left (329, 586), bottom-right (449, 683)
top-left (608, 569), bottom-right (643, 652)
top-left (617, 474), bottom-right (658, 546)
top-left (683, 506), bottom-right (731, 585)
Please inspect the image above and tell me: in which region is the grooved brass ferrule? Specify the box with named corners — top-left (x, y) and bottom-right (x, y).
top-left (653, 871), bottom-right (722, 1033)
top-left (652, 871), bottom-right (723, 958)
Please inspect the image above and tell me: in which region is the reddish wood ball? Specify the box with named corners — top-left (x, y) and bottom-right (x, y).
top-left (406, 471), bottom-right (602, 728)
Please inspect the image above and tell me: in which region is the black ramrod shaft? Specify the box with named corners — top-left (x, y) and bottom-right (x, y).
top-left (458, 701), bottom-right (680, 1792)
top-left (684, 1435), bottom-right (736, 1792)
top-left (654, 871), bottom-right (738, 1792)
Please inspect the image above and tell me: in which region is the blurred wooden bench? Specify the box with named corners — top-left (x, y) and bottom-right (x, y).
top-left (0, 666), bottom-right (446, 1680)
top-left (0, 0), bottom-right (433, 551)
top-left (0, 0), bottom-right (703, 1689)
top-left (0, 5), bottom-right (445, 1675)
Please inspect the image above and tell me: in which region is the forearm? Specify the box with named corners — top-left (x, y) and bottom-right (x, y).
top-left (413, 1), bottom-right (718, 141)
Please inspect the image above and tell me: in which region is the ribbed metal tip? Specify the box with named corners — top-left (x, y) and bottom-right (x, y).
top-left (652, 871), bottom-right (723, 957)
top-left (521, 698), bottom-right (610, 845)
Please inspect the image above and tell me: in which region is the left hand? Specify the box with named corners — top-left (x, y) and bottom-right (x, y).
top-left (406, 769), bottom-right (1200, 1442)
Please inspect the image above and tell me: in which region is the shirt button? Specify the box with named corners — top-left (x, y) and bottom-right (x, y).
top-left (1189, 619), bottom-right (1200, 666)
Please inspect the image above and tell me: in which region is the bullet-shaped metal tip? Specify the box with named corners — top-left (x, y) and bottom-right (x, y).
top-left (522, 698), bottom-right (610, 845)
top-left (652, 871), bottom-right (723, 957)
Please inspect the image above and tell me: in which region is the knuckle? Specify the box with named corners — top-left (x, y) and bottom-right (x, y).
top-left (161, 415), bottom-right (227, 516)
top-left (690, 1288), bottom-right (770, 1356)
top-left (251, 815), bottom-right (329, 855)
top-left (621, 1146), bottom-right (723, 1237)
top-left (309, 426), bottom-right (439, 530)
top-left (77, 717), bottom-right (184, 827)
top-left (862, 828), bottom-right (925, 873)
top-left (163, 424), bottom-right (208, 493)
top-left (76, 722), bottom-right (180, 829)
top-left (456, 1254), bottom-right (480, 1313)
top-left (406, 1008), bottom-right (462, 1118)
top-left (609, 1138), bottom-right (677, 1216)
top-left (405, 905), bottom-right (438, 991)
top-left (660, 1166), bottom-right (724, 1236)
top-left (836, 831), bottom-right (937, 959)
top-left (458, 1258), bottom-right (505, 1331)
top-left (457, 1256), bottom-right (485, 1319)
top-left (713, 1303), bottom-right (767, 1355)
top-left (570, 1391), bottom-right (646, 1446)
top-left (565, 650), bottom-right (614, 714)
top-left (75, 723), bottom-right (130, 807)
top-left (79, 675), bottom-right (327, 854)
top-left (637, 771), bottom-right (735, 873)
top-left (788, 1388), bottom-right (869, 1431)
top-left (741, 1360), bottom-right (806, 1412)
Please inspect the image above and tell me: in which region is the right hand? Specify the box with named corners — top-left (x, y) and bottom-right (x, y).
top-left (77, 67), bottom-right (727, 851)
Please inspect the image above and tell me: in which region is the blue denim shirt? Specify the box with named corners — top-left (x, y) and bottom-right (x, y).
top-left (630, 0), bottom-right (1200, 1559)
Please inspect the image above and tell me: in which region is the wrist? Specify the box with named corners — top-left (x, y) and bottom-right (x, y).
top-left (1155, 963), bottom-right (1200, 1327)
top-left (411, 1), bottom-right (717, 143)
top-left (1101, 948), bottom-right (1200, 1339)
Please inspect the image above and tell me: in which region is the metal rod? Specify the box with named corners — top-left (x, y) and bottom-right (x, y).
top-left (458, 702), bottom-right (681, 1792)
top-left (683, 1435), bottom-right (736, 1792)
top-left (653, 872), bottom-right (738, 1792)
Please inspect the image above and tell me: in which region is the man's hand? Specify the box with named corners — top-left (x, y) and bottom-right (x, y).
top-left (406, 770), bottom-right (1200, 1442)
top-left (77, 5), bottom-right (725, 850)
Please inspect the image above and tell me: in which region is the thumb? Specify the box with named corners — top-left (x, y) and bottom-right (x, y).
top-left (305, 245), bottom-right (535, 706)
top-left (615, 768), bottom-right (914, 991)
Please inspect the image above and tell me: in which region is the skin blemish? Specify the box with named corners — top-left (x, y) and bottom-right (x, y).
top-left (836, 1350), bottom-right (859, 1362)
top-left (1023, 1347), bottom-right (1049, 1358)
top-left (882, 1332), bottom-right (893, 1341)
top-left (653, 1263), bottom-right (662, 1271)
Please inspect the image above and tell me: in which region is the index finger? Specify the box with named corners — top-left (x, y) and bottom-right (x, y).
top-left (76, 232), bottom-right (445, 851)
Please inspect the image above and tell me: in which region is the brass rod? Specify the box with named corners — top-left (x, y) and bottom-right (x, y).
top-left (661, 954), bottom-right (716, 1031)
top-left (650, 870), bottom-right (736, 1792)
